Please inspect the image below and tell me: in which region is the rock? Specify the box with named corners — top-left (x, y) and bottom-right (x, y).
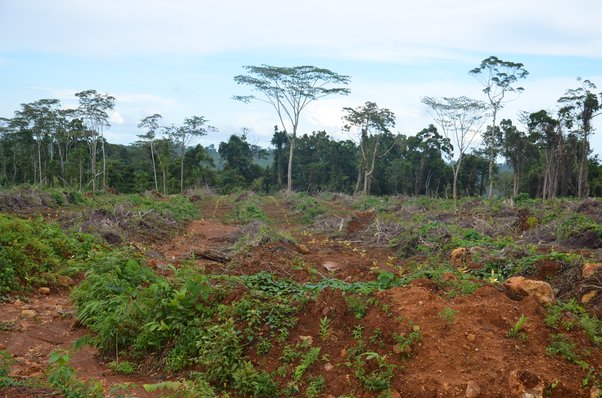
top-left (582, 263), bottom-right (602, 278)
top-left (465, 381), bottom-right (481, 398)
top-left (504, 277), bottom-right (555, 305)
top-left (450, 247), bottom-right (467, 267)
top-left (590, 385), bottom-right (601, 398)
top-left (340, 348), bottom-right (347, 358)
top-left (38, 287), bottom-right (50, 295)
top-left (296, 243), bottom-right (311, 254)
top-left (323, 362), bottom-right (334, 372)
top-left (322, 261), bottom-right (341, 272)
top-left (467, 333), bottom-right (476, 342)
top-left (57, 275), bottom-right (75, 287)
top-left (20, 310), bottom-right (36, 319)
top-left (582, 290), bottom-right (598, 304)
top-left (391, 390), bottom-right (401, 398)
top-left (0, 343), bottom-right (5, 350)
top-left (508, 370), bottom-right (544, 398)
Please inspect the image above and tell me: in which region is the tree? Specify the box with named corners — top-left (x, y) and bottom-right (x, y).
top-left (13, 99), bottom-right (62, 185)
top-left (470, 56), bottom-right (529, 198)
top-left (405, 125), bottom-right (452, 196)
top-left (342, 101), bottom-right (396, 195)
top-left (271, 126), bottom-right (287, 188)
top-left (233, 65), bottom-right (351, 194)
top-left (75, 90), bottom-right (115, 191)
top-left (527, 110), bottom-right (561, 199)
top-left (500, 119), bottom-right (535, 197)
top-left (137, 114), bottom-right (162, 191)
top-left (171, 116), bottom-right (216, 193)
top-left (557, 78), bottom-right (601, 198)
top-left (422, 96), bottom-right (489, 199)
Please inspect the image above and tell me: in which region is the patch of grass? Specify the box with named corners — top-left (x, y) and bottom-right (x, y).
top-left (108, 360), bottom-right (136, 375)
top-left (437, 307), bottom-right (458, 325)
top-left (545, 300), bottom-right (602, 345)
top-left (508, 315), bottom-right (528, 340)
top-left (546, 334), bottom-right (589, 370)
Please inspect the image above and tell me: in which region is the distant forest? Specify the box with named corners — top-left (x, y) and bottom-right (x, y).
top-left (1, 59), bottom-right (601, 198)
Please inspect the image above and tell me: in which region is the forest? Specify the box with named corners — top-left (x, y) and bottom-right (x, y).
top-left (0, 58), bottom-right (601, 199)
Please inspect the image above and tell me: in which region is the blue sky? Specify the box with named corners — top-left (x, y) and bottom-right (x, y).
top-left (1, 0), bottom-right (602, 155)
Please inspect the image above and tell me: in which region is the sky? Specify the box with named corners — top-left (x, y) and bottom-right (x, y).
top-left (1, 0), bottom-right (602, 154)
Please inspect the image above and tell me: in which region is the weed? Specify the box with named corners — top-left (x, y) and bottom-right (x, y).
top-left (232, 361), bottom-right (278, 397)
top-left (347, 351), bottom-right (396, 392)
top-left (437, 307), bottom-right (458, 325)
top-left (144, 372), bottom-right (215, 398)
top-left (546, 300), bottom-right (602, 345)
top-left (319, 316), bottom-right (332, 340)
top-left (345, 293), bottom-right (377, 319)
top-left (352, 325), bottom-right (364, 340)
top-left (369, 328), bottom-right (384, 348)
top-left (508, 315), bottom-right (528, 340)
top-left (392, 329), bottom-right (422, 357)
top-left (108, 360), bottom-right (136, 375)
top-left (306, 375), bottom-right (325, 398)
top-left (546, 334), bottom-right (589, 369)
top-left (47, 350), bottom-right (104, 398)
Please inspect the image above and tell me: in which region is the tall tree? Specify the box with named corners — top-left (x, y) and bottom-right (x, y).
top-left (470, 56), bottom-right (529, 197)
top-left (342, 101), bottom-right (396, 195)
top-left (171, 116), bottom-right (215, 193)
top-left (557, 78), bottom-right (601, 198)
top-left (137, 113), bottom-right (162, 191)
top-left (271, 126), bottom-right (287, 188)
top-left (233, 65), bottom-right (351, 194)
top-left (527, 110), bottom-right (561, 199)
top-left (13, 99), bottom-right (64, 185)
top-left (500, 119), bottom-right (534, 197)
top-left (75, 90), bottom-right (115, 191)
top-left (422, 96), bottom-right (489, 199)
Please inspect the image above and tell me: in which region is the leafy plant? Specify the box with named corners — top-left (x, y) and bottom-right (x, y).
top-left (319, 316), bottom-right (332, 340)
top-left (108, 360), bottom-right (136, 375)
top-left (508, 315), bottom-right (528, 340)
top-left (546, 334), bottom-right (589, 369)
top-left (437, 307), bottom-right (458, 325)
top-left (47, 350), bottom-right (104, 398)
top-left (306, 375), bottom-right (325, 398)
top-left (347, 351), bottom-right (396, 392)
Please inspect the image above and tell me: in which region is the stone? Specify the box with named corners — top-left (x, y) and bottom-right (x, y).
top-left (0, 343), bottom-right (5, 350)
top-left (323, 362), bottom-right (334, 372)
top-left (57, 275), bottom-right (75, 287)
top-left (322, 261), bottom-right (341, 272)
top-left (467, 333), bottom-right (476, 342)
top-left (340, 348), bottom-right (347, 358)
top-left (296, 243), bottom-right (311, 254)
top-left (582, 263), bottom-right (602, 278)
top-left (391, 390), bottom-right (401, 398)
top-left (590, 385), bottom-right (601, 398)
top-left (465, 381), bottom-right (481, 398)
top-left (582, 290), bottom-right (598, 304)
top-left (38, 287), bottom-right (50, 295)
top-left (20, 310), bottom-right (36, 319)
top-left (508, 370), bottom-right (544, 398)
top-left (450, 247), bottom-right (467, 267)
top-left (504, 277), bottom-right (555, 305)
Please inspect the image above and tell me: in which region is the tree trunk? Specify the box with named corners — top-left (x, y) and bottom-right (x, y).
top-left (578, 132), bottom-right (589, 198)
top-left (101, 137), bottom-right (106, 190)
top-left (452, 156), bottom-right (463, 200)
top-left (286, 134), bottom-right (295, 194)
top-left (180, 149), bottom-right (184, 193)
top-left (150, 141), bottom-right (158, 191)
top-left (487, 158), bottom-right (494, 198)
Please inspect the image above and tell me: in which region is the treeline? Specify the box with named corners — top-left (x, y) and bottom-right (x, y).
top-left (1, 58), bottom-right (601, 198)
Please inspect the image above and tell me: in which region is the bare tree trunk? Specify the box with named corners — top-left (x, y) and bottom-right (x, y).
top-left (578, 133), bottom-right (589, 198)
top-left (101, 136), bottom-right (106, 190)
top-left (286, 135), bottom-right (295, 194)
top-left (150, 141), bottom-right (158, 191)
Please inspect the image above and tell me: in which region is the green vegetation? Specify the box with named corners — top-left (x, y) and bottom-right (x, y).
top-left (508, 315), bottom-right (528, 340)
top-left (0, 213), bottom-right (93, 295)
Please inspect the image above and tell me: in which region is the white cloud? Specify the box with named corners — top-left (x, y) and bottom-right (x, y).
top-left (2, 0), bottom-right (602, 60)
